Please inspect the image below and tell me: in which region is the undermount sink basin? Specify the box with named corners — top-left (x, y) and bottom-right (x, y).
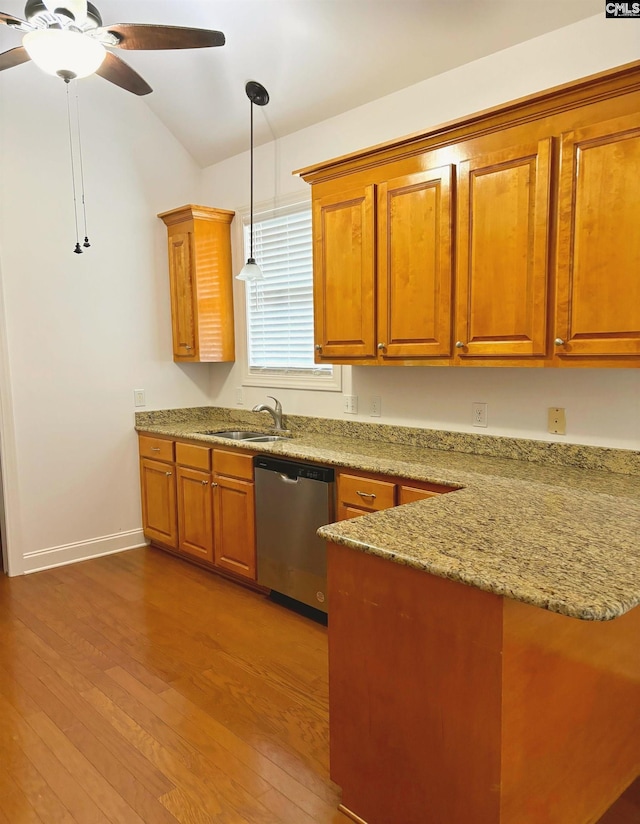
top-left (196, 430), bottom-right (290, 442)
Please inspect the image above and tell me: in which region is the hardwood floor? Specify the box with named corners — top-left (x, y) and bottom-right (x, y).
top-left (0, 547), bottom-right (637, 824)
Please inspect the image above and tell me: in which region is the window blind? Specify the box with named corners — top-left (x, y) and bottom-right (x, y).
top-left (245, 208), bottom-right (330, 375)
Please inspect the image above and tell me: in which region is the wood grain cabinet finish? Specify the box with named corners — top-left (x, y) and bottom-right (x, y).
top-left (299, 61), bottom-right (640, 367)
top-left (378, 166), bottom-right (454, 359)
top-left (337, 470), bottom-right (456, 520)
top-left (555, 112), bottom-right (640, 359)
top-left (158, 204), bottom-right (236, 363)
top-left (140, 456), bottom-right (177, 549)
top-left (455, 139), bottom-right (552, 359)
top-left (313, 185), bottom-right (376, 360)
top-left (176, 465), bottom-right (214, 563)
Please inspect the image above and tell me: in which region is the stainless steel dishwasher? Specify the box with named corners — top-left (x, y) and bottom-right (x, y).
top-left (254, 455), bottom-right (335, 614)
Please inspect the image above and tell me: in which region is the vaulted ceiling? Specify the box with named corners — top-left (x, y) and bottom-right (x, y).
top-left (0, 0), bottom-right (602, 166)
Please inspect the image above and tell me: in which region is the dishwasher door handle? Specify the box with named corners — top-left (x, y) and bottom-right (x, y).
top-left (279, 473), bottom-right (300, 484)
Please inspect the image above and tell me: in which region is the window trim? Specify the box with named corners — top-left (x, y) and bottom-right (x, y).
top-left (238, 198), bottom-right (342, 393)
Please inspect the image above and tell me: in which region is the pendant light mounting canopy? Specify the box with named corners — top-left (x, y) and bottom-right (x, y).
top-left (245, 80), bottom-right (269, 107)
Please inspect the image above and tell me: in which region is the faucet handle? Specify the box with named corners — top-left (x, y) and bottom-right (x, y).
top-left (267, 395), bottom-right (282, 413)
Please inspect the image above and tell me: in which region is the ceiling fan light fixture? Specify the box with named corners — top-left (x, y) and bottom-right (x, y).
top-left (23, 28), bottom-right (105, 79)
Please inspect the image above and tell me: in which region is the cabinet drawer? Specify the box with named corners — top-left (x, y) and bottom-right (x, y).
top-left (399, 483), bottom-right (455, 505)
top-left (139, 434), bottom-right (174, 462)
top-left (176, 442), bottom-right (211, 471)
top-left (213, 449), bottom-right (254, 481)
top-left (339, 473), bottom-right (395, 512)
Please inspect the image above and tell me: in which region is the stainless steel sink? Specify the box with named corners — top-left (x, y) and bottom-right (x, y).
top-left (196, 430), bottom-right (290, 442)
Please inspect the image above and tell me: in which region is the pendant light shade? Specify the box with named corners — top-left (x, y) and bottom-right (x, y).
top-left (236, 80), bottom-right (269, 282)
top-left (23, 29), bottom-right (106, 80)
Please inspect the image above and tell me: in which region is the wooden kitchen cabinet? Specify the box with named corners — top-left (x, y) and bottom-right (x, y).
top-left (299, 61), bottom-right (640, 368)
top-left (158, 204), bottom-right (236, 363)
top-left (312, 167), bottom-right (454, 363)
top-left (554, 111), bottom-right (640, 360)
top-left (455, 139), bottom-right (552, 360)
top-left (213, 450), bottom-right (256, 580)
top-left (176, 466), bottom-right (214, 563)
top-left (139, 435), bottom-right (177, 549)
top-left (337, 469), bottom-right (455, 520)
top-left (312, 185), bottom-right (376, 360)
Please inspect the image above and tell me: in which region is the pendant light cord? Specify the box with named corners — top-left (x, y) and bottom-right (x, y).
top-left (65, 81), bottom-right (82, 254)
top-left (249, 95), bottom-right (254, 261)
top-left (75, 85), bottom-right (90, 248)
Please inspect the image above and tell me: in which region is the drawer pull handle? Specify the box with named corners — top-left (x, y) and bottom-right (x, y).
top-left (357, 491), bottom-right (376, 499)
top-left (151, 447), bottom-right (160, 452)
top-left (165, 471), bottom-right (172, 477)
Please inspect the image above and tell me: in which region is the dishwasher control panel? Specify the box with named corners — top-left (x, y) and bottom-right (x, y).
top-left (254, 455), bottom-right (334, 483)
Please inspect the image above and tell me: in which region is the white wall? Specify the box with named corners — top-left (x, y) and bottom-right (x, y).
top-left (202, 14), bottom-right (640, 451)
top-left (0, 66), bottom-right (210, 574)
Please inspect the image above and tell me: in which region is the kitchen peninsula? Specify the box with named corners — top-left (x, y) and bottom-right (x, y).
top-left (136, 407), bottom-right (640, 824)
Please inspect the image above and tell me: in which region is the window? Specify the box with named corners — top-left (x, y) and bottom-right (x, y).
top-left (243, 203), bottom-right (340, 391)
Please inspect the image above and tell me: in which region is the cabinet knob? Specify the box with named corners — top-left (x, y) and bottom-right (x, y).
top-left (315, 344), bottom-right (322, 352)
top-left (377, 342), bottom-right (386, 351)
top-left (554, 338), bottom-right (565, 346)
top-left (201, 480), bottom-right (208, 486)
top-left (455, 341), bottom-right (466, 349)
top-left (165, 471), bottom-right (172, 477)
top-left (179, 343), bottom-right (192, 350)
top-left (211, 481), bottom-right (218, 488)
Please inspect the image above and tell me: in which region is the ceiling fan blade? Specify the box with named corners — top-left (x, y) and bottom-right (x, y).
top-left (95, 50), bottom-right (152, 95)
top-left (101, 23), bottom-right (225, 50)
top-left (0, 11), bottom-right (27, 27)
top-left (0, 46), bottom-right (31, 71)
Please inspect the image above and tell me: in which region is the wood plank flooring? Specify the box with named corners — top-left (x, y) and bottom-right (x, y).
top-left (0, 547), bottom-right (637, 824)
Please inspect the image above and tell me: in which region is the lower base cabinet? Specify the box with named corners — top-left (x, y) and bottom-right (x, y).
top-left (139, 435), bottom-right (257, 582)
top-left (337, 469), bottom-right (456, 519)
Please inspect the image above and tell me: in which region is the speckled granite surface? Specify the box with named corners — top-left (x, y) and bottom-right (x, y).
top-left (135, 407), bottom-right (640, 621)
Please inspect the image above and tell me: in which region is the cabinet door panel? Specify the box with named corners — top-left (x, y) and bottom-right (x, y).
top-left (168, 231), bottom-right (197, 360)
top-left (378, 166), bottom-right (453, 358)
top-left (140, 458), bottom-right (177, 548)
top-left (214, 476), bottom-right (256, 579)
top-left (555, 114), bottom-right (640, 357)
top-left (176, 466), bottom-right (213, 562)
top-left (456, 139), bottom-right (551, 358)
top-left (313, 185), bottom-right (376, 359)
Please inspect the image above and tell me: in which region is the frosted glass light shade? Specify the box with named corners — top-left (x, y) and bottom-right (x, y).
top-left (236, 258), bottom-right (265, 282)
top-left (23, 29), bottom-right (106, 79)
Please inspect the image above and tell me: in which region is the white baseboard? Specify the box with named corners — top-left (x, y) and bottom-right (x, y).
top-left (22, 529), bottom-right (148, 574)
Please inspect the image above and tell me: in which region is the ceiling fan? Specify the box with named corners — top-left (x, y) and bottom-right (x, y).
top-left (0, 0), bottom-right (225, 94)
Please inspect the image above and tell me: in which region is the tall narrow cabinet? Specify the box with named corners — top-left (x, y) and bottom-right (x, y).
top-left (158, 204), bottom-right (236, 363)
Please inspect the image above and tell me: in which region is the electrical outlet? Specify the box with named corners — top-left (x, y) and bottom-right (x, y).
top-left (235, 387), bottom-right (244, 406)
top-left (134, 389), bottom-right (146, 407)
top-left (370, 396), bottom-right (382, 417)
top-left (472, 402), bottom-right (488, 427)
top-left (344, 394), bottom-right (358, 414)
top-left (548, 407), bottom-right (566, 435)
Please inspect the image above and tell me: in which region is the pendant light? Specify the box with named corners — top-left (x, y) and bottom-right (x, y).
top-left (236, 80), bottom-right (269, 282)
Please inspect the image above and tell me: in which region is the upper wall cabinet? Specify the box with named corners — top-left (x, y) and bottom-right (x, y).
top-left (455, 139), bottom-right (552, 360)
top-left (298, 60), bottom-right (640, 368)
top-left (554, 112), bottom-right (640, 360)
top-left (158, 204), bottom-right (235, 363)
top-left (313, 167), bottom-right (454, 363)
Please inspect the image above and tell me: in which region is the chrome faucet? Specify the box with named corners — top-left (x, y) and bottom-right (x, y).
top-left (252, 396), bottom-right (285, 431)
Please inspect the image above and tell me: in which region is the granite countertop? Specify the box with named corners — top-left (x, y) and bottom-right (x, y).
top-left (136, 408), bottom-right (640, 622)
